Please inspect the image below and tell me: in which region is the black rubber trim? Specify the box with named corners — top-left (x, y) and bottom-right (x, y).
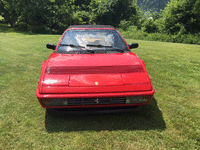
top-left (68, 25), bottom-right (115, 29)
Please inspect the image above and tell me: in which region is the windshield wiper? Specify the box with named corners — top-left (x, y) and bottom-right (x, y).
top-left (106, 48), bottom-right (124, 53)
top-left (86, 45), bottom-right (124, 53)
top-left (58, 44), bottom-right (95, 54)
top-left (67, 50), bottom-right (95, 54)
top-left (86, 44), bottom-right (113, 48)
top-left (57, 50), bottom-right (95, 54)
top-left (83, 50), bottom-right (95, 54)
top-left (60, 44), bottom-right (85, 48)
top-left (59, 44), bottom-right (124, 53)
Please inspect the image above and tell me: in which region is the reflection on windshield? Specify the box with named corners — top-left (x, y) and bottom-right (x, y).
top-left (57, 29), bottom-right (128, 53)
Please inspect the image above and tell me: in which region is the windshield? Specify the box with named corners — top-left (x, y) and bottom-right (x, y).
top-left (56, 29), bottom-right (129, 54)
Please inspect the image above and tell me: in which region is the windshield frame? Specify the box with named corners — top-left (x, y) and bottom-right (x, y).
top-left (55, 28), bottom-right (130, 54)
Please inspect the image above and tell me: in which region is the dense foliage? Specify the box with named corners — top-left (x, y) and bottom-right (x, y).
top-left (119, 26), bottom-right (200, 45)
top-left (137, 0), bottom-right (170, 12)
top-left (0, 0), bottom-right (139, 33)
top-left (121, 0), bottom-right (200, 45)
top-left (159, 0), bottom-right (200, 34)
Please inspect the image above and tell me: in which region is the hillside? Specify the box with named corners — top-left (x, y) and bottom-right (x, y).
top-left (137, 0), bottom-right (171, 12)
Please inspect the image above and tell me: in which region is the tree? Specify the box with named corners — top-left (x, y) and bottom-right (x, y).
top-left (159, 0), bottom-right (200, 34)
top-left (143, 18), bottom-right (158, 33)
top-left (0, 0), bottom-right (142, 33)
top-left (0, 0), bottom-right (20, 27)
top-left (88, 0), bottom-right (139, 27)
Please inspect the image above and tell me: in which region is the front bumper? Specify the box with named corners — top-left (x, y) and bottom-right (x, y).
top-left (36, 86), bottom-right (155, 108)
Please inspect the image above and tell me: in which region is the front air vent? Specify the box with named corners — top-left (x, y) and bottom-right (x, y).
top-left (68, 97), bottom-right (126, 106)
top-left (46, 65), bottom-right (144, 74)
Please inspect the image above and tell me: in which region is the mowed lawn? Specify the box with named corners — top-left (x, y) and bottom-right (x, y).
top-left (0, 24), bottom-right (200, 149)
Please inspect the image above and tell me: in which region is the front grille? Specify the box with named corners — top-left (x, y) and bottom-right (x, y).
top-left (68, 97), bottom-right (126, 106)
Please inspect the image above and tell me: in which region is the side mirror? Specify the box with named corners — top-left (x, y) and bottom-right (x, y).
top-left (128, 43), bottom-right (139, 49)
top-left (46, 43), bottom-right (56, 50)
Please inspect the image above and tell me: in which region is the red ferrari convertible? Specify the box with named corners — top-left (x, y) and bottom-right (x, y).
top-left (36, 25), bottom-right (155, 115)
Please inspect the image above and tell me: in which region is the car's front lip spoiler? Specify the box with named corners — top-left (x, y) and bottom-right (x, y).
top-left (46, 105), bottom-right (143, 115)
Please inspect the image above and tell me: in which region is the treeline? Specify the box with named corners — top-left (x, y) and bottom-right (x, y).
top-left (0, 0), bottom-right (139, 33)
top-left (0, 0), bottom-right (200, 44)
top-left (120, 0), bottom-right (200, 45)
top-left (120, 0), bottom-right (200, 44)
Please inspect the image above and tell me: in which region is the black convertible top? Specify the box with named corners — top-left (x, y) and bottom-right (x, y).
top-left (68, 25), bottom-right (115, 29)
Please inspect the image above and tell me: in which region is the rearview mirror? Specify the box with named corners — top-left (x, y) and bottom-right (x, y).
top-left (46, 43), bottom-right (56, 50)
top-left (128, 43), bottom-right (139, 49)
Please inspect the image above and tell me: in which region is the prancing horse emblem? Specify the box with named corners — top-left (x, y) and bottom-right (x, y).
top-left (95, 98), bottom-right (99, 104)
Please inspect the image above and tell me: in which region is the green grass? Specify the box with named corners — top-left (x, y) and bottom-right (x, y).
top-left (0, 24), bottom-right (200, 149)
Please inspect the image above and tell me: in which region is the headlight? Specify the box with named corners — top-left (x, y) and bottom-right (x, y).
top-left (41, 99), bottom-right (68, 106)
top-left (126, 96), bottom-right (151, 104)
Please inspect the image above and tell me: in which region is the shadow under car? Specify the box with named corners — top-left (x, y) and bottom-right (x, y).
top-left (45, 97), bottom-right (166, 132)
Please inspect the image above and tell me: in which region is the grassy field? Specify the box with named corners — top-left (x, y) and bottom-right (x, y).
top-left (0, 23), bottom-right (200, 149)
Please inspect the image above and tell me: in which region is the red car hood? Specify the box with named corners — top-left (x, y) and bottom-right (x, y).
top-left (40, 52), bottom-right (152, 94)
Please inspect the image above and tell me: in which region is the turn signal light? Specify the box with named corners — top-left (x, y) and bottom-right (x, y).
top-left (126, 96), bottom-right (151, 104)
top-left (41, 99), bottom-right (68, 106)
